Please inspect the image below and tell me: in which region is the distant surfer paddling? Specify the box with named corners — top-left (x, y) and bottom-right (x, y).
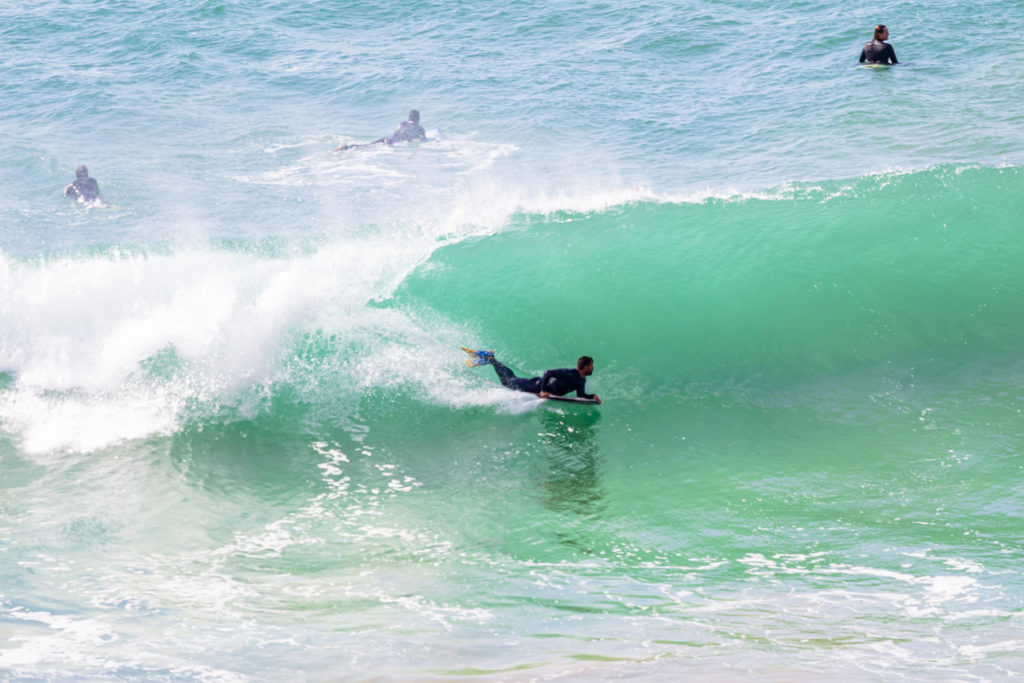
top-left (334, 109), bottom-right (427, 151)
top-left (463, 348), bottom-right (602, 404)
top-left (64, 165), bottom-right (100, 202)
top-left (859, 24), bottom-right (898, 65)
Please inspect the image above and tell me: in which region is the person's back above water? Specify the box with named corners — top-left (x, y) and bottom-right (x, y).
top-left (64, 165), bottom-right (100, 202)
top-left (388, 109), bottom-right (426, 144)
top-left (860, 24), bottom-right (898, 65)
top-left (334, 109), bottom-right (426, 151)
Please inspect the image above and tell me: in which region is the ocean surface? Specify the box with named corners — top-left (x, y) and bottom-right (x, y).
top-left (3, 1), bottom-right (1024, 680)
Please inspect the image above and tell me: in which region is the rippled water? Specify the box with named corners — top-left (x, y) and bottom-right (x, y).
top-left (3, 1), bottom-right (1024, 679)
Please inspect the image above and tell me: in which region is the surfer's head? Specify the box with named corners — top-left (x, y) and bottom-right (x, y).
top-left (873, 25), bottom-right (888, 41)
top-left (408, 109), bottom-right (420, 124)
top-left (577, 356), bottom-right (594, 376)
top-left (75, 165), bottom-right (89, 178)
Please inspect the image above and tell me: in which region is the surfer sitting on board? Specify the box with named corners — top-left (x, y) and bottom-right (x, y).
top-left (334, 109), bottom-right (427, 151)
top-left (859, 24), bottom-right (898, 65)
top-left (463, 349), bottom-right (601, 404)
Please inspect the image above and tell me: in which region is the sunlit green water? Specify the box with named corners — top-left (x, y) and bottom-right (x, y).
top-left (3, 0), bottom-right (1024, 679)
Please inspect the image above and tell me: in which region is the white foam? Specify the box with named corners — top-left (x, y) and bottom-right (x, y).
top-left (0, 192), bottom-right (554, 452)
top-left (3, 133), bottom-right (754, 453)
top-left (0, 232), bottom-right (475, 452)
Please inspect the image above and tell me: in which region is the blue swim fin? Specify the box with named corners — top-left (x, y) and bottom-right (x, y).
top-left (461, 347), bottom-right (494, 367)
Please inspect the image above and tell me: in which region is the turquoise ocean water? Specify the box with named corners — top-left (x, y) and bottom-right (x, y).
top-left (3, 1), bottom-right (1024, 679)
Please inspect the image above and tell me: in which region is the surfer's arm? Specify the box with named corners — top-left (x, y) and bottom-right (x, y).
top-left (568, 371), bottom-right (596, 401)
top-left (539, 369), bottom-right (557, 398)
top-left (575, 383), bottom-right (596, 401)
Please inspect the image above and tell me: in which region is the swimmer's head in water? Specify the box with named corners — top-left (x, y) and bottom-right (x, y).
top-left (408, 109), bottom-right (420, 124)
top-left (76, 165), bottom-right (89, 178)
top-left (874, 24), bottom-right (888, 40)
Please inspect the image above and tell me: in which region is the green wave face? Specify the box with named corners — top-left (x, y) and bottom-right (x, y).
top-left (396, 165), bottom-right (1024, 395)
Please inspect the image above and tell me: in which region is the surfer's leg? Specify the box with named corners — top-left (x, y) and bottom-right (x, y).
top-left (512, 377), bottom-right (543, 394)
top-left (490, 359), bottom-right (542, 393)
top-left (335, 138), bottom-right (390, 152)
top-left (489, 358), bottom-right (519, 387)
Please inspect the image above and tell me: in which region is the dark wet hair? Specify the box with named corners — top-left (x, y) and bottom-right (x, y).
top-left (577, 355), bottom-right (594, 370)
top-left (873, 25), bottom-right (887, 40)
top-left (76, 165), bottom-right (88, 178)
top-left (408, 109), bottom-right (420, 123)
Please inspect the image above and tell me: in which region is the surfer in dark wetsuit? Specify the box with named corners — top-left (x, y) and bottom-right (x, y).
top-left (469, 351), bottom-right (601, 404)
top-left (64, 165), bottom-right (100, 201)
top-left (859, 24), bottom-right (898, 65)
top-left (334, 109), bottom-right (427, 151)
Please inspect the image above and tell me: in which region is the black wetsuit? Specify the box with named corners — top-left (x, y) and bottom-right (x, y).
top-left (340, 119), bottom-right (427, 150)
top-left (860, 40), bottom-right (898, 64)
top-left (490, 359), bottom-right (595, 399)
top-left (389, 120), bottom-right (426, 144)
top-left (64, 177), bottom-right (100, 201)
